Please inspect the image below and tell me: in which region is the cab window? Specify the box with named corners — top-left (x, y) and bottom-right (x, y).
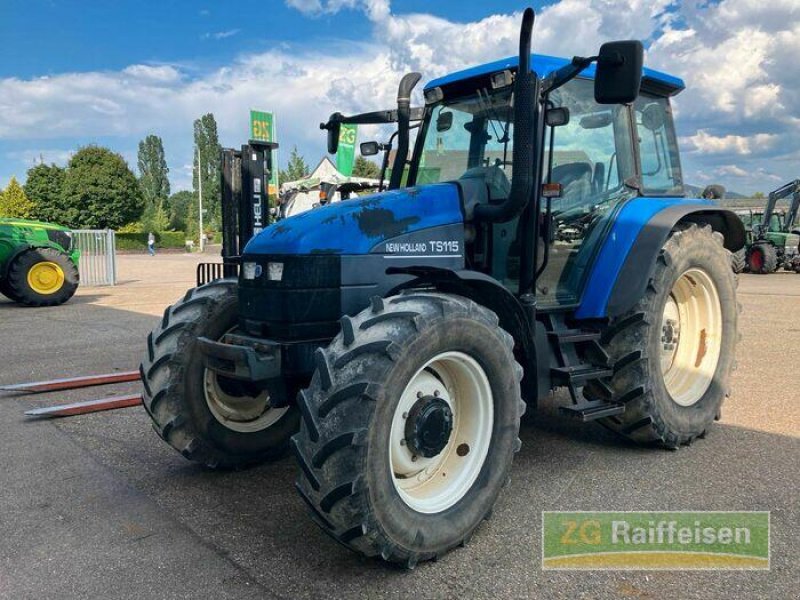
top-left (634, 94), bottom-right (683, 195)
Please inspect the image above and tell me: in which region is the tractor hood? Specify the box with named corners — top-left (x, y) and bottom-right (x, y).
top-left (244, 183), bottom-right (464, 256)
top-left (0, 218), bottom-right (71, 232)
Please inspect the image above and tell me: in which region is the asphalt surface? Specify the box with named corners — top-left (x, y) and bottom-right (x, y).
top-left (0, 253), bottom-right (798, 599)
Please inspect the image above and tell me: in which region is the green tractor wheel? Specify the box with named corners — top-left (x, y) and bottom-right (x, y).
top-left (746, 242), bottom-right (778, 274)
top-left (5, 248), bottom-right (79, 306)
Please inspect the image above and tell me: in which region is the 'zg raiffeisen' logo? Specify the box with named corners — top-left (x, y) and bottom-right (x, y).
top-left (542, 512), bottom-right (770, 570)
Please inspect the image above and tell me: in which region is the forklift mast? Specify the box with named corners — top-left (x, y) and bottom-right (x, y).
top-left (759, 179), bottom-right (800, 236)
top-left (197, 140), bottom-right (278, 286)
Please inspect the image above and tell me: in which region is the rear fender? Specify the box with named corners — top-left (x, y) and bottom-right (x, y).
top-left (576, 202), bottom-right (745, 320)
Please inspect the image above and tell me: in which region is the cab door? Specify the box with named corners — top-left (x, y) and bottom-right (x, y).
top-left (535, 78), bottom-right (636, 308)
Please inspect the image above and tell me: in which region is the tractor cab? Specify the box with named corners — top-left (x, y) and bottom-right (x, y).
top-left (409, 54), bottom-right (686, 309)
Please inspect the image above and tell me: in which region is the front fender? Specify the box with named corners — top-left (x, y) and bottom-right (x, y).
top-left (576, 199), bottom-right (745, 320)
top-left (386, 266), bottom-right (539, 402)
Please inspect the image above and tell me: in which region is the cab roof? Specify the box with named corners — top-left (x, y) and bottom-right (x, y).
top-left (425, 53), bottom-right (684, 97)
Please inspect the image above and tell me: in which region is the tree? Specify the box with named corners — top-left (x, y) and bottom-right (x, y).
top-left (61, 146), bottom-right (144, 229)
top-left (193, 114), bottom-right (221, 230)
top-left (753, 192), bottom-right (765, 200)
top-left (278, 146), bottom-right (310, 185)
top-left (352, 155), bottom-right (381, 179)
top-left (137, 134), bottom-right (170, 203)
top-left (24, 163), bottom-right (66, 223)
top-left (0, 177), bottom-right (36, 218)
top-left (141, 200), bottom-right (170, 233)
top-left (167, 190), bottom-right (195, 232)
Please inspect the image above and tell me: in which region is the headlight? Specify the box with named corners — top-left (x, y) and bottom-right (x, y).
top-left (267, 262), bottom-right (284, 281)
top-left (242, 262), bottom-right (261, 280)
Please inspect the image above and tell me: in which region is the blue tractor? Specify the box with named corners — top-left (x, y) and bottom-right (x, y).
top-left (141, 8), bottom-right (744, 566)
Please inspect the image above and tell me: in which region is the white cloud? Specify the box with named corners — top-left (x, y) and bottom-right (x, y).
top-left (2, 0), bottom-right (799, 195)
top-left (715, 165), bottom-right (749, 177)
top-left (682, 130), bottom-right (778, 155)
top-left (204, 29), bottom-right (241, 40)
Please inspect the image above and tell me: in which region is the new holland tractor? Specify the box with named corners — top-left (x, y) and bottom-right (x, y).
top-left (0, 218), bottom-right (80, 306)
top-left (141, 8), bottom-right (743, 566)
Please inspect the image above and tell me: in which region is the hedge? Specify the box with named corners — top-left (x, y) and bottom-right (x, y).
top-left (116, 231), bottom-right (187, 250)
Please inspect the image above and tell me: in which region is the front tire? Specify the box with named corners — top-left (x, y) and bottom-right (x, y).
top-left (588, 224), bottom-right (738, 447)
top-left (7, 248), bottom-right (79, 306)
top-left (292, 292), bottom-right (525, 567)
top-left (140, 279), bottom-right (299, 468)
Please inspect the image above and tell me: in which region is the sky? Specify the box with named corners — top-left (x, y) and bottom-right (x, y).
top-left (0, 0), bottom-right (798, 195)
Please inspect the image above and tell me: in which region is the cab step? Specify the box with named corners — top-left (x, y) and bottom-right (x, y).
top-left (546, 329), bottom-right (601, 344)
top-left (550, 364), bottom-right (614, 386)
top-left (559, 399), bottom-right (625, 422)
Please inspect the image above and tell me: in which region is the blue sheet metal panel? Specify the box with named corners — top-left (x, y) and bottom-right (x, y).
top-left (244, 183), bottom-right (463, 256)
top-left (425, 53), bottom-right (684, 94)
top-left (574, 197), bottom-right (709, 319)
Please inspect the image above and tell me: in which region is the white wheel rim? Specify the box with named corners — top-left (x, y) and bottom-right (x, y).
top-left (389, 351), bottom-right (494, 514)
top-left (204, 370), bottom-right (288, 433)
top-left (660, 268), bottom-right (723, 407)
top-left (203, 328), bottom-right (289, 433)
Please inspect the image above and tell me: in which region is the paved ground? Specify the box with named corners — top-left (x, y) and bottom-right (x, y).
top-left (0, 253), bottom-right (798, 599)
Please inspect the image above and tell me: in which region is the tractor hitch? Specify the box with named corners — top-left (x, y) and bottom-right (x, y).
top-left (197, 333), bottom-right (282, 383)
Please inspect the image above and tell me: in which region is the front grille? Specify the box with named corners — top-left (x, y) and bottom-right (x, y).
top-left (238, 254), bottom-right (342, 342)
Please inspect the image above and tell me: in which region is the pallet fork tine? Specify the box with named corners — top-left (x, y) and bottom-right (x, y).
top-left (0, 371), bottom-right (140, 394)
top-left (24, 394), bottom-right (143, 418)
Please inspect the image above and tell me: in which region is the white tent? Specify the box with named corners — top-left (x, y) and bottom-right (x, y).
top-left (278, 157), bottom-right (380, 218)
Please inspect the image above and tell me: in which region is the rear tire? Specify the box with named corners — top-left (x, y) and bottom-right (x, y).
top-left (7, 248), bottom-right (79, 306)
top-left (746, 242), bottom-right (777, 274)
top-left (730, 248), bottom-right (746, 274)
top-left (0, 278), bottom-right (21, 302)
top-left (292, 292), bottom-right (525, 567)
top-left (140, 279), bottom-right (299, 468)
top-left (588, 224), bottom-right (738, 447)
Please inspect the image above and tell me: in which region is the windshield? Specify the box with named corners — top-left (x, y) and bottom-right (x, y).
top-left (417, 87), bottom-right (514, 186)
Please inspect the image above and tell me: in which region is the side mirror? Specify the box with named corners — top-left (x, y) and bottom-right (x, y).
top-left (360, 141), bottom-right (380, 156)
top-left (436, 111), bottom-right (454, 132)
top-left (594, 40), bottom-right (643, 104)
top-left (545, 107), bottom-right (570, 127)
top-left (321, 113), bottom-right (343, 154)
top-left (579, 112), bottom-right (613, 129)
top-left (327, 122), bottom-right (341, 154)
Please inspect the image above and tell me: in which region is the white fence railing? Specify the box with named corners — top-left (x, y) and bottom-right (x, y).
top-left (72, 230), bottom-right (116, 286)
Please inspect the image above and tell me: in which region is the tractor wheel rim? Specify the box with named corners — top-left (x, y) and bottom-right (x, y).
top-left (660, 268), bottom-right (723, 407)
top-left (27, 261), bottom-right (65, 295)
top-left (389, 351), bottom-right (493, 514)
top-left (751, 249), bottom-right (763, 270)
top-left (203, 329), bottom-right (288, 433)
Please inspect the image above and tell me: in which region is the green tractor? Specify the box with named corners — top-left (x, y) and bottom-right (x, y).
top-left (737, 180), bottom-right (800, 274)
top-left (0, 218), bottom-right (80, 306)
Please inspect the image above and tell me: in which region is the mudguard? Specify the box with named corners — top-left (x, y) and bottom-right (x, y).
top-left (576, 198), bottom-right (745, 320)
top-left (387, 266), bottom-right (540, 400)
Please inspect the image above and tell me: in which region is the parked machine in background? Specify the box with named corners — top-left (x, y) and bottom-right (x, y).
top-left (740, 180), bottom-right (800, 274)
top-left (142, 8), bottom-right (744, 567)
top-left (0, 218), bottom-right (80, 306)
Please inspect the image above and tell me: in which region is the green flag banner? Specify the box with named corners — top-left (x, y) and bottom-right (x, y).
top-left (336, 123), bottom-right (358, 176)
top-left (250, 109), bottom-right (279, 194)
